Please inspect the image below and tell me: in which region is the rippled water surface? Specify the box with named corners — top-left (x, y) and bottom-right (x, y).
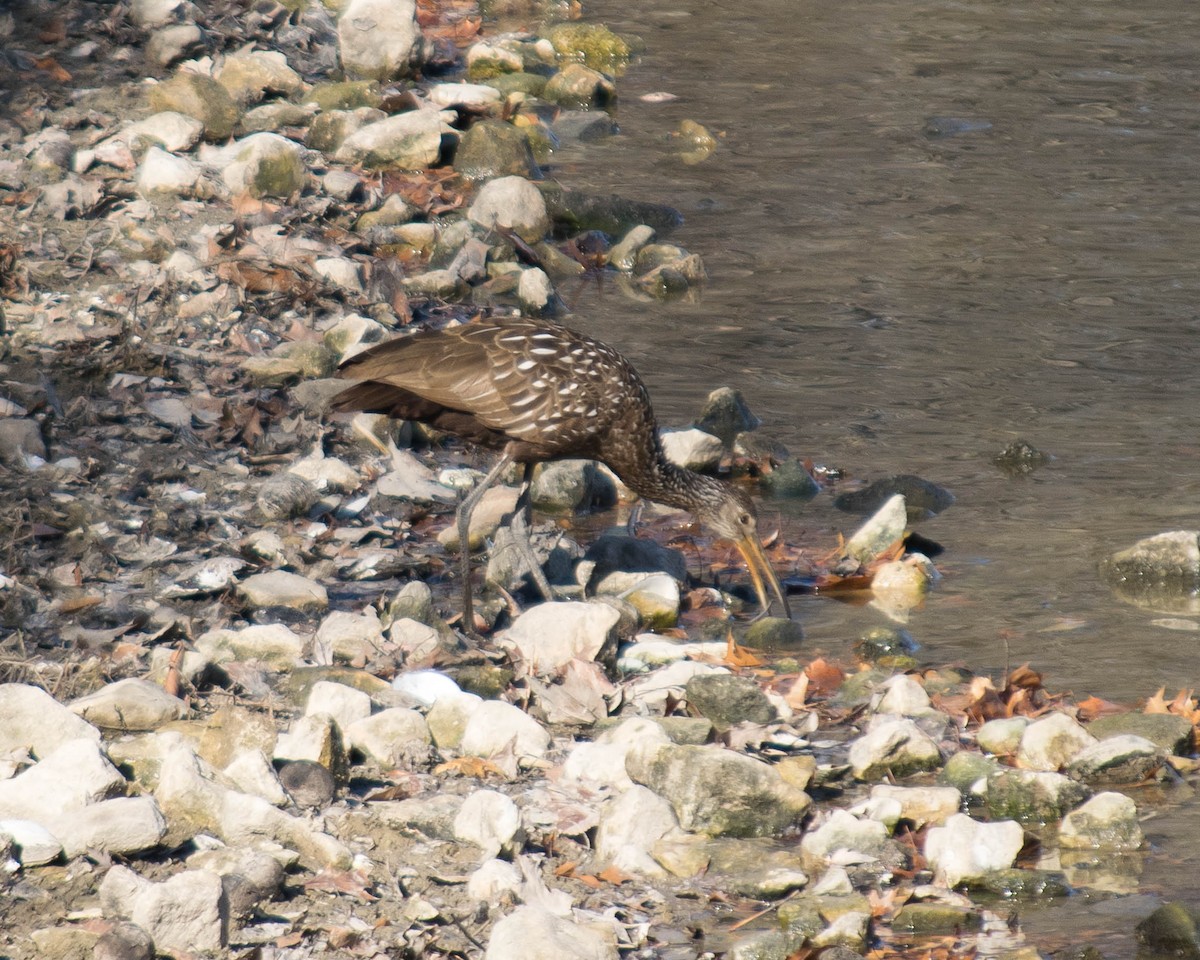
top-left (546, 0), bottom-right (1200, 947)
top-left (552, 0), bottom-right (1200, 702)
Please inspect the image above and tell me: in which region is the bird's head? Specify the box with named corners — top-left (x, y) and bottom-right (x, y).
top-left (696, 481), bottom-right (791, 620)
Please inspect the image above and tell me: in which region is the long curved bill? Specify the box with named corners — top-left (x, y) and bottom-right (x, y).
top-left (734, 533), bottom-right (792, 620)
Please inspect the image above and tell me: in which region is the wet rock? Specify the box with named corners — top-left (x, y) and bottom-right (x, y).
top-left (468, 175), bottom-right (550, 242)
top-left (1059, 791), bottom-right (1143, 850)
top-left (99, 865), bottom-right (227, 954)
top-left (485, 904), bottom-right (617, 960)
top-left (892, 903), bottom-right (982, 934)
top-left (685, 673), bottom-right (776, 727)
top-left (344, 707), bottom-right (432, 767)
top-left (607, 224), bottom-right (655, 271)
top-left (500, 601), bottom-right (620, 675)
top-left (940, 750), bottom-right (999, 796)
top-left (760, 459), bottom-right (820, 500)
top-left (627, 744), bottom-right (811, 837)
top-left (0, 819), bottom-right (62, 865)
top-left (335, 109), bottom-right (455, 170)
top-left (0, 683), bottom-right (101, 760)
top-left (461, 699), bottom-right (551, 764)
top-left (854, 627), bottom-right (918, 664)
top-left (531, 459), bottom-right (616, 512)
top-left (993, 438), bottom-right (1051, 476)
top-left (338, 0), bottom-right (426, 81)
top-left (835, 474), bottom-right (955, 519)
top-left (148, 71), bottom-right (240, 142)
top-left (1135, 902), bottom-right (1200, 958)
top-left (195, 622), bottom-right (305, 668)
top-left (1016, 712), bottom-right (1096, 771)
top-left (1087, 710), bottom-right (1193, 755)
top-left (545, 22), bottom-right (632, 72)
top-left (840, 494), bottom-right (907, 566)
top-left (677, 118), bottom-right (718, 165)
top-left (69, 678), bottom-right (188, 731)
top-left (217, 132), bottom-right (306, 199)
top-left (551, 110), bottom-right (617, 143)
top-left (518, 266), bottom-right (555, 313)
top-left (976, 716), bottom-right (1028, 756)
top-left (237, 570), bottom-right (329, 614)
top-left (217, 50), bottom-right (305, 107)
top-left (466, 40), bottom-right (524, 78)
top-left (924, 813), bottom-right (1024, 886)
top-left (660, 427), bottom-right (723, 471)
top-left (541, 183), bottom-right (683, 236)
top-left (1067, 734), bottom-right (1165, 784)
top-left (454, 788), bottom-right (522, 858)
top-left (743, 616), bottom-right (805, 650)
top-left (848, 717), bottom-right (941, 780)
top-left (1102, 530), bottom-right (1200, 593)
top-left (542, 63), bottom-right (616, 110)
top-left (985, 768), bottom-right (1091, 823)
top-left (593, 571), bottom-right (680, 629)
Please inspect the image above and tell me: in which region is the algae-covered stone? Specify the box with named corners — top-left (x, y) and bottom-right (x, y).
top-left (454, 118), bottom-right (538, 180)
top-left (940, 750), bottom-right (998, 796)
top-left (760, 459), bottom-right (820, 500)
top-left (545, 22), bottom-right (632, 73)
top-left (219, 132), bottom-right (306, 199)
top-left (985, 768), bottom-right (1090, 824)
top-left (335, 110), bottom-right (455, 170)
top-left (543, 63), bottom-right (616, 110)
top-left (1059, 791), bottom-right (1144, 850)
top-left (1136, 902), bottom-right (1200, 959)
top-left (305, 81), bottom-right (382, 112)
top-left (685, 674), bottom-right (777, 728)
top-left (848, 718), bottom-right (941, 780)
top-left (1087, 710), bottom-right (1193, 755)
top-left (148, 71), bottom-right (240, 141)
top-left (892, 904), bottom-right (983, 934)
top-left (242, 340), bottom-right (335, 385)
top-left (743, 616), bottom-right (804, 651)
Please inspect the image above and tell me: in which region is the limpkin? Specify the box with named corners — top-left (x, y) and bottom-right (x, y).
top-left (330, 317), bottom-right (790, 629)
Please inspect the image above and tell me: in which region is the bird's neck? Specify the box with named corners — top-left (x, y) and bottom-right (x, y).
top-left (621, 446), bottom-right (720, 516)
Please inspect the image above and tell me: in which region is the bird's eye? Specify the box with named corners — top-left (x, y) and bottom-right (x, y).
top-left (739, 513), bottom-right (752, 525)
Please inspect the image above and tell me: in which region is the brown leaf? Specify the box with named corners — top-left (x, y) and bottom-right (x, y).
top-left (433, 756), bottom-right (509, 779)
top-left (302, 868), bottom-right (377, 901)
top-left (804, 657), bottom-right (846, 696)
top-left (597, 865), bottom-right (632, 885)
top-left (1076, 694), bottom-right (1124, 721)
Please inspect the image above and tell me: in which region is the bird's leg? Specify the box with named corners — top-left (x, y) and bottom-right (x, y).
top-left (456, 452), bottom-right (515, 636)
top-left (509, 462), bottom-right (555, 602)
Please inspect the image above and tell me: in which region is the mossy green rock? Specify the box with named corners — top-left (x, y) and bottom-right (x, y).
top-left (483, 72), bottom-right (548, 97)
top-left (1136, 902), bottom-right (1200, 959)
top-left (759, 459), bottom-right (820, 500)
top-left (148, 73), bottom-right (240, 142)
top-left (743, 616), bottom-right (804, 651)
top-left (454, 118), bottom-right (538, 180)
top-left (985, 768), bottom-right (1091, 824)
top-left (546, 22), bottom-right (632, 73)
top-left (305, 80), bottom-right (382, 111)
top-left (892, 904), bottom-right (983, 934)
top-left (939, 750), bottom-right (999, 795)
top-left (1087, 710), bottom-right (1193, 755)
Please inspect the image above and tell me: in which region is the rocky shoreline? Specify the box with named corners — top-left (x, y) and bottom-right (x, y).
top-left (2, 1), bottom-right (1200, 958)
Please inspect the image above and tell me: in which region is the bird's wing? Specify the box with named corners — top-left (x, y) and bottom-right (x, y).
top-left (336, 321), bottom-right (563, 442)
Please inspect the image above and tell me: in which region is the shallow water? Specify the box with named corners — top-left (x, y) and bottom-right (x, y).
top-left (547, 0), bottom-right (1200, 948)
top-left (554, 0), bottom-right (1200, 705)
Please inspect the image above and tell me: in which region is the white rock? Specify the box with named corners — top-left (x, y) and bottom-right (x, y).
top-left (426, 692), bottom-right (483, 750)
top-left (460, 700), bottom-right (551, 764)
top-left (69, 678), bottom-right (188, 731)
top-left (222, 748), bottom-right (290, 806)
top-left (194, 622), bottom-right (305, 667)
top-left (51, 796), bottom-right (167, 858)
top-left (137, 146), bottom-right (206, 198)
top-left (100, 865), bottom-right (227, 953)
top-left (129, 0), bottom-right (184, 28)
top-left (338, 0), bottom-right (425, 80)
top-left (467, 858), bottom-right (522, 903)
top-left (344, 708), bottom-right (431, 767)
top-left (594, 785), bottom-right (680, 877)
top-left (117, 111), bottom-right (205, 153)
top-left (798, 809), bottom-right (890, 872)
top-left (1059, 791), bottom-right (1144, 850)
top-left (485, 905), bottom-right (618, 960)
top-left (873, 674), bottom-right (932, 716)
top-left (0, 683), bottom-right (100, 760)
top-left (625, 659), bottom-right (728, 709)
top-left (147, 23), bottom-right (202, 67)
top-left (500, 601), bottom-right (620, 676)
top-left (660, 428), bottom-right (723, 471)
top-left (925, 813), bottom-right (1025, 887)
top-left (315, 609), bottom-right (386, 665)
top-left (976, 716), bottom-right (1029, 756)
top-left (454, 789), bottom-right (522, 859)
top-left (561, 717), bottom-right (670, 791)
top-left (427, 82), bottom-right (503, 108)
top-left (843, 493), bottom-right (907, 565)
top-left (0, 819), bottom-right (62, 865)
top-left (1016, 712), bottom-right (1097, 771)
top-left (306, 681), bottom-right (373, 731)
top-left (335, 109), bottom-right (455, 170)
top-left (288, 450), bottom-right (361, 493)
top-left (388, 617), bottom-right (442, 662)
top-left (872, 784), bottom-right (961, 830)
top-left (467, 176), bottom-right (550, 242)
top-left (218, 132), bottom-right (306, 199)
top-left (275, 714), bottom-right (344, 770)
top-left (847, 717), bottom-right (941, 781)
top-left (236, 570), bottom-right (328, 614)
top-left (392, 670), bottom-right (464, 707)
top-left (517, 266), bottom-right (554, 312)
top-left (0, 738), bottom-right (125, 822)
top-left (313, 257), bottom-right (363, 293)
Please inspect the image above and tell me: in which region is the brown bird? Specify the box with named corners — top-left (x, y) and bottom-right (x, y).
top-left (330, 317), bottom-right (790, 630)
